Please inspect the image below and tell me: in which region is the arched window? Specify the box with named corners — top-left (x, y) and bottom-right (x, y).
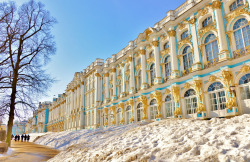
top-left (103, 111), bottom-right (108, 126)
top-left (202, 16), bottom-right (212, 28)
top-left (233, 18), bottom-right (250, 50)
top-left (126, 106), bottom-right (132, 124)
top-left (150, 99), bottom-right (158, 119)
top-left (164, 56), bottom-right (171, 79)
top-left (183, 46), bottom-right (193, 72)
top-left (184, 89), bottom-right (197, 114)
top-left (137, 103), bottom-right (143, 122)
top-left (150, 51), bottom-right (154, 58)
top-left (205, 34), bottom-right (219, 63)
top-left (165, 94), bottom-right (175, 117)
top-left (137, 70), bottom-right (142, 90)
top-left (181, 30), bottom-right (189, 40)
top-left (230, 0), bottom-right (243, 11)
top-left (208, 82), bottom-right (226, 111)
top-left (164, 42), bottom-right (170, 49)
top-left (150, 64), bottom-right (156, 85)
top-left (239, 74), bottom-right (250, 99)
top-left (117, 108), bottom-right (122, 124)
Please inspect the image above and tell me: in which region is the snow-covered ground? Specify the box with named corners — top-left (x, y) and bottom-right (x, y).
top-left (34, 115), bottom-right (250, 162)
top-left (0, 148), bottom-right (13, 157)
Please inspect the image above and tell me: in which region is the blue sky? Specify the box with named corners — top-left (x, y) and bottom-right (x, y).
top-left (7, 0), bottom-right (186, 102)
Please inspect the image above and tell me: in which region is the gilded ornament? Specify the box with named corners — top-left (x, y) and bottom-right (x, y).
top-left (104, 73), bottom-right (109, 77)
top-left (167, 30), bottom-right (176, 37)
top-left (165, 89), bottom-right (171, 95)
top-left (146, 28), bottom-right (153, 41)
top-left (211, 0), bottom-right (221, 9)
top-left (177, 38), bottom-right (192, 49)
top-left (160, 48), bottom-right (170, 58)
top-left (226, 97), bottom-right (237, 109)
top-left (152, 41), bottom-right (159, 47)
top-left (174, 108), bottom-right (182, 116)
top-left (111, 68), bottom-right (116, 73)
top-left (226, 8), bottom-right (249, 25)
top-left (188, 17), bottom-right (195, 26)
top-left (139, 49), bottom-right (145, 55)
top-left (199, 24), bottom-right (216, 38)
top-left (226, 31), bottom-right (232, 45)
top-left (172, 86), bottom-right (180, 105)
top-left (178, 23), bottom-right (186, 30)
top-left (184, 83), bottom-right (191, 89)
top-left (198, 8), bottom-right (208, 16)
top-left (221, 70), bottom-right (233, 92)
top-left (208, 75), bottom-right (217, 82)
top-left (147, 57), bottom-right (155, 65)
top-left (137, 95), bottom-right (148, 119)
top-left (135, 64), bottom-right (141, 71)
top-left (240, 65), bottom-right (250, 74)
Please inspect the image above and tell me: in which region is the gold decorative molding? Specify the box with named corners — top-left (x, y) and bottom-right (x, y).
top-left (211, 0), bottom-right (221, 9)
top-left (184, 83), bottom-right (191, 89)
top-left (226, 97), bottom-right (237, 109)
top-left (199, 24), bottom-right (217, 38)
top-left (160, 48), bottom-right (170, 58)
top-left (177, 37), bottom-right (192, 49)
top-left (197, 8), bottom-right (208, 16)
top-left (147, 57), bottom-right (155, 65)
top-left (188, 17), bottom-right (195, 26)
top-left (178, 23), bottom-right (186, 30)
top-left (221, 70), bottom-right (233, 92)
top-left (152, 41), bottom-right (159, 47)
top-left (226, 8), bottom-right (249, 25)
top-left (111, 68), bottom-right (116, 73)
top-left (137, 95), bottom-right (148, 119)
top-left (165, 89), bottom-right (171, 95)
top-left (172, 86), bottom-right (180, 105)
top-left (139, 49), bottom-right (145, 55)
top-left (226, 31), bottom-right (233, 45)
top-left (208, 75), bottom-right (217, 82)
top-left (95, 73), bottom-right (101, 77)
top-left (135, 64), bottom-right (141, 71)
top-left (167, 30), bottom-right (176, 37)
top-left (240, 65), bottom-right (250, 74)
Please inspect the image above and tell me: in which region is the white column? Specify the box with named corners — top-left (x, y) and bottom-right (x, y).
top-left (189, 17), bottom-right (202, 71)
top-left (139, 48), bottom-right (147, 89)
top-left (152, 40), bottom-right (162, 84)
top-left (112, 68), bottom-right (116, 100)
top-left (168, 29), bottom-right (179, 79)
top-left (129, 56), bottom-right (135, 94)
top-left (121, 63), bottom-right (126, 97)
top-left (104, 72), bottom-right (109, 103)
top-left (212, 0), bottom-right (229, 60)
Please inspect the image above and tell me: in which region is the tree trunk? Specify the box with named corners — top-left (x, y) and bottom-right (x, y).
top-left (6, 71), bottom-right (18, 147)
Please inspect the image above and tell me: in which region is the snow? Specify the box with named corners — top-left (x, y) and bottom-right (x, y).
top-left (29, 132), bottom-right (52, 142)
top-left (34, 115), bottom-right (250, 162)
top-left (0, 148), bottom-right (13, 157)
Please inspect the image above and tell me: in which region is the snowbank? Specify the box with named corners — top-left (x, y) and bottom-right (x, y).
top-left (35, 115), bottom-right (250, 162)
top-left (29, 132), bottom-right (52, 142)
top-left (0, 148), bottom-right (13, 157)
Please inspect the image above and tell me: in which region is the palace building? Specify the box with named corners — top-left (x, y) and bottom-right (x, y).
top-left (28, 0), bottom-right (250, 132)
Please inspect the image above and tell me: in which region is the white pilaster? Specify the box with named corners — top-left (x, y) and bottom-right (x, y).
top-left (212, 0), bottom-right (230, 61)
top-left (152, 40), bottom-right (162, 84)
top-left (139, 48), bottom-right (147, 89)
top-left (168, 29), bottom-right (179, 79)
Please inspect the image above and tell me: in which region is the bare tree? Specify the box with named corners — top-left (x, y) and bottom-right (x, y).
top-left (0, 0), bottom-right (56, 146)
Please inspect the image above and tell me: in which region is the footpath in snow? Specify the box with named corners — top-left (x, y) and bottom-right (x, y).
top-left (34, 114), bottom-right (250, 162)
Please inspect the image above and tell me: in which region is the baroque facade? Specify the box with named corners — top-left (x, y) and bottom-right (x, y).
top-left (28, 0), bottom-right (250, 132)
